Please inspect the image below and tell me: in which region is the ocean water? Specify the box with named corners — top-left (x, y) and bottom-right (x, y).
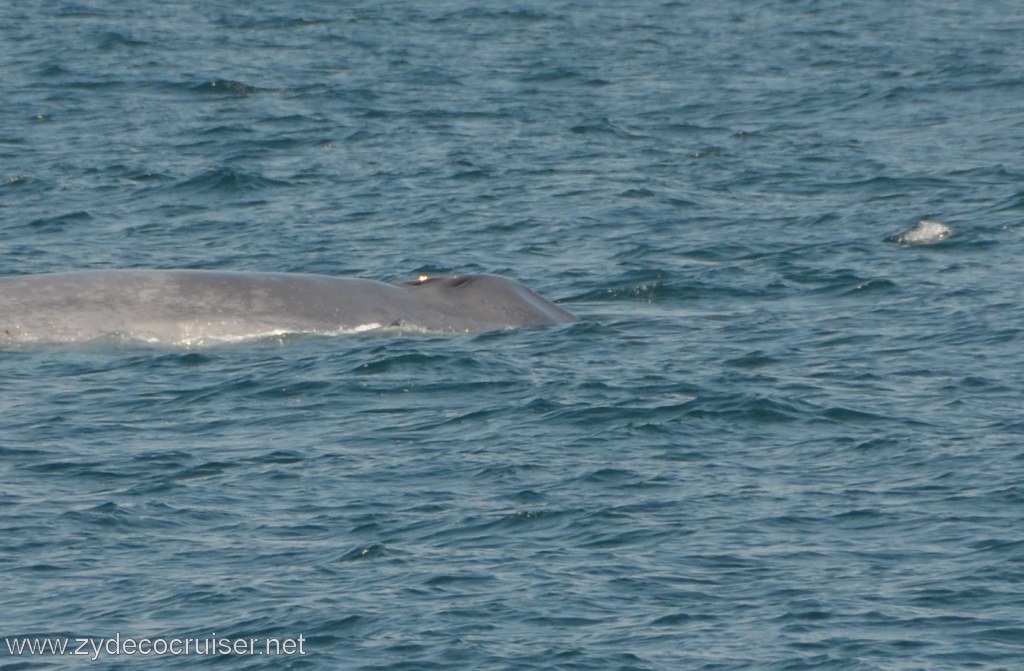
top-left (2, 0), bottom-right (1023, 668)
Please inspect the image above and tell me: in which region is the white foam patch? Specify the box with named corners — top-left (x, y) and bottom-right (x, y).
top-left (347, 323), bottom-right (384, 333)
top-left (889, 219), bottom-right (952, 245)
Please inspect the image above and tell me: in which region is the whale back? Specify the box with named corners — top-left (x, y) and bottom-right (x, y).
top-left (394, 274), bottom-right (576, 328)
top-left (0, 270), bottom-right (575, 345)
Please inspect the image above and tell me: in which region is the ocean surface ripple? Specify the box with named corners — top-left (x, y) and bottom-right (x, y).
top-left (2, 1), bottom-right (1023, 669)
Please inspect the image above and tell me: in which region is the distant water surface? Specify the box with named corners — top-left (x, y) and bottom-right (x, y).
top-left (2, 1), bottom-right (1023, 669)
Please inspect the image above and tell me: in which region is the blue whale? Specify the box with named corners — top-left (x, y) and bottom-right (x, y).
top-left (0, 270), bottom-right (575, 345)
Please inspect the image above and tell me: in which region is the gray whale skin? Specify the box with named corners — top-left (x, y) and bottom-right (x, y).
top-left (0, 270), bottom-right (576, 345)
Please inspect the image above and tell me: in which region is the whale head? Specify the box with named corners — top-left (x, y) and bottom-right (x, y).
top-left (395, 274), bottom-right (576, 328)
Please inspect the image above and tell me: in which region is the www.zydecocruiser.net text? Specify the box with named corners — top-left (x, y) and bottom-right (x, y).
top-left (5, 633), bottom-right (307, 661)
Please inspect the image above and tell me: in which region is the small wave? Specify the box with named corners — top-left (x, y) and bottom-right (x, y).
top-left (725, 350), bottom-right (779, 369)
top-left (570, 117), bottom-right (646, 140)
top-left (985, 189), bottom-right (1024, 213)
top-left (172, 167), bottom-right (292, 193)
top-left (821, 406), bottom-right (892, 423)
top-left (683, 393), bottom-right (814, 423)
top-left (841, 278), bottom-right (897, 296)
top-left (577, 270), bottom-right (760, 303)
top-left (2, 174), bottom-right (30, 187)
top-left (190, 79), bottom-right (262, 96)
top-left (27, 211), bottom-right (93, 233)
top-left (334, 544), bottom-right (387, 562)
top-left (519, 67), bottom-right (582, 83)
top-left (451, 7), bottom-right (555, 23)
top-left (97, 31), bottom-right (149, 51)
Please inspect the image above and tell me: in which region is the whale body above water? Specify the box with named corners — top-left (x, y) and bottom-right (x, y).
top-left (0, 270), bottom-right (576, 345)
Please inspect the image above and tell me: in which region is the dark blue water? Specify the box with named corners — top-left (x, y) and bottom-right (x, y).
top-left (2, 1), bottom-right (1023, 668)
